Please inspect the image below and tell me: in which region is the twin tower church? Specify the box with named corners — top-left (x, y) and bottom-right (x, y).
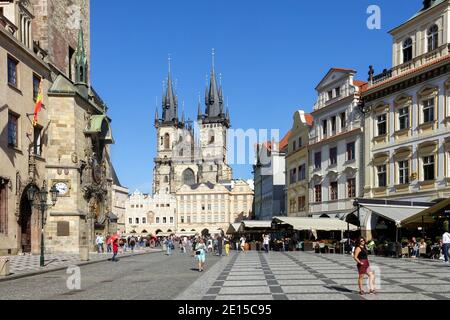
top-left (153, 56), bottom-right (233, 195)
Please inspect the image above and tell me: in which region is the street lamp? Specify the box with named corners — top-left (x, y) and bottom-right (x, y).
top-left (27, 183), bottom-right (58, 267)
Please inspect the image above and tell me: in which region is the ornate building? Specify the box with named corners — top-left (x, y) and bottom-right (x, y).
top-left (285, 111), bottom-right (313, 217)
top-left (308, 68), bottom-right (366, 219)
top-left (0, 0), bottom-right (117, 255)
top-left (361, 0), bottom-right (450, 239)
top-left (153, 59), bottom-right (232, 195)
top-left (147, 56), bottom-right (253, 234)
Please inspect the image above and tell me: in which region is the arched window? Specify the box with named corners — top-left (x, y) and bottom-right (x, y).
top-left (179, 149), bottom-right (184, 157)
top-left (160, 137), bottom-right (163, 146)
top-left (182, 169), bottom-right (195, 186)
top-left (208, 130), bottom-right (215, 144)
top-left (164, 176), bottom-right (169, 183)
top-left (427, 24), bottom-right (439, 52)
top-left (164, 133), bottom-right (170, 150)
top-left (403, 38), bottom-right (413, 63)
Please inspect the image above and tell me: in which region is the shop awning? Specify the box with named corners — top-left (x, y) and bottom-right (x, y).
top-left (361, 204), bottom-right (428, 226)
top-left (272, 217), bottom-right (357, 231)
top-left (401, 198), bottom-right (450, 225)
top-left (226, 223), bottom-right (243, 234)
top-left (241, 221), bottom-right (272, 229)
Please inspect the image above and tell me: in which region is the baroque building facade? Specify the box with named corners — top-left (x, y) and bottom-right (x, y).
top-left (308, 68), bottom-right (366, 219)
top-left (360, 0), bottom-right (450, 237)
top-left (0, 0), bottom-right (118, 255)
top-left (285, 111), bottom-right (313, 217)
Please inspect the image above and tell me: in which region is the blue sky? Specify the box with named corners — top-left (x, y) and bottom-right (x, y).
top-left (90, 0), bottom-right (421, 193)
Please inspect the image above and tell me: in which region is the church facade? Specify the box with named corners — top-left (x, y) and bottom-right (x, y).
top-left (148, 59), bottom-right (253, 234)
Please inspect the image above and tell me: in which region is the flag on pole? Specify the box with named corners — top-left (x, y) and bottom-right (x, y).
top-left (33, 80), bottom-right (43, 127)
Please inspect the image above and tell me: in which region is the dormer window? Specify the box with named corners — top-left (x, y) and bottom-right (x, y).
top-left (327, 91), bottom-right (333, 101)
top-left (335, 87), bottom-right (341, 97)
top-left (427, 24), bottom-right (439, 52)
top-left (402, 38), bottom-right (413, 63)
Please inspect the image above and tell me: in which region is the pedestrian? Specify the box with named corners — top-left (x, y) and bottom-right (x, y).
top-left (195, 238), bottom-right (207, 272)
top-left (240, 236), bottom-right (246, 252)
top-left (207, 238), bottom-right (213, 254)
top-left (129, 236), bottom-right (136, 252)
top-left (106, 234), bottom-right (112, 253)
top-left (111, 238), bottom-right (119, 262)
top-left (224, 236), bottom-right (230, 256)
top-left (443, 229), bottom-right (450, 264)
top-left (119, 237), bottom-right (125, 254)
top-left (353, 237), bottom-right (376, 295)
top-left (235, 239), bottom-right (239, 251)
top-left (217, 234), bottom-right (223, 256)
top-left (165, 236), bottom-right (173, 255)
top-left (95, 233), bottom-right (104, 253)
top-left (263, 234), bottom-right (270, 253)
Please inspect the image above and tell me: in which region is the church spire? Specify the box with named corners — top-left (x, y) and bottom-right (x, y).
top-left (75, 21), bottom-right (88, 85)
top-left (205, 49), bottom-right (222, 119)
top-left (161, 55), bottom-right (178, 125)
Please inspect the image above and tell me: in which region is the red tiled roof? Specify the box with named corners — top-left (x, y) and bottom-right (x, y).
top-left (279, 131), bottom-right (292, 151)
top-left (304, 113), bottom-right (314, 126)
top-left (353, 80), bottom-right (367, 87)
top-left (261, 130), bottom-right (291, 152)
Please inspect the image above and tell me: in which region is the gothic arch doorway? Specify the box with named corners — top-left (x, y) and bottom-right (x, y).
top-left (19, 185), bottom-right (39, 254)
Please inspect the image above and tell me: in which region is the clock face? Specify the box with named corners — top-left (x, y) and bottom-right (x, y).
top-left (55, 182), bottom-right (69, 196)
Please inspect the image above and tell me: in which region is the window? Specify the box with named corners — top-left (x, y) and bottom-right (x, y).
top-left (8, 113), bottom-right (19, 147)
top-left (298, 196), bottom-right (306, 211)
top-left (201, 205), bottom-right (205, 211)
top-left (314, 152), bottom-right (322, 170)
top-left (33, 126), bottom-right (42, 156)
top-left (163, 217), bottom-right (167, 223)
top-left (187, 216), bottom-right (191, 223)
top-left (322, 120), bottom-right (327, 136)
top-left (292, 141), bottom-right (296, 152)
top-left (142, 217), bottom-right (146, 224)
top-left (398, 107), bottom-right (409, 130)
top-left (0, 183), bottom-right (8, 234)
top-left (398, 160), bottom-right (410, 185)
top-left (128, 218), bottom-right (132, 224)
top-left (423, 156), bottom-right (435, 181)
top-left (330, 182), bottom-right (338, 201)
top-left (33, 74), bottom-right (41, 102)
top-left (164, 176), bottom-right (169, 183)
top-left (331, 116), bottom-right (336, 134)
top-left (423, 98), bottom-right (435, 123)
top-left (181, 216), bottom-right (185, 224)
top-left (207, 204), bottom-right (211, 211)
top-left (403, 38), bottom-right (413, 63)
top-left (170, 217), bottom-right (174, 223)
top-left (427, 24), bottom-right (439, 52)
top-left (156, 217), bottom-right (160, 223)
top-left (314, 185), bottom-right (322, 203)
top-left (164, 133), bottom-right (170, 150)
top-left (329, 147), bottom-right (337, 165)
top-left (290, 168), bottom-right (297, 184)
top-left (347, 178), bottom-right (356, 198)
top-left (135, 218), bottom-right (139, 224)
top-left (377, 114), bottom-right (387, 136)
top-left (377, 165), bottom-right (387, 187)
top-left (335, 87), bottom-right (341, 97)
top-left (347, 142), bottom-right (355, 161)
top-left (340, 112), bottom-right (346, 129)
top-left (327, 91), bottom-right (333, 101)
top-left (298, 137), bottom-right (302, 148)
top-left (298, 164), bottom-right (306, 181)
top-left (7, 56), bottom-right (18, 87)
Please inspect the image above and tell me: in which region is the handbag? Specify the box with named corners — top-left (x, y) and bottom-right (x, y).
top-left (195, 250), bottom-right (201, 255)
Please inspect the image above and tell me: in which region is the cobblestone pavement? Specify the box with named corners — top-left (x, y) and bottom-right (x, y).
top-left (176, 251), bottom-right (450, 300)
top-left (0, 249), bottom-right (221, 299)
top-left (0, 247), bottom-right (161, 279)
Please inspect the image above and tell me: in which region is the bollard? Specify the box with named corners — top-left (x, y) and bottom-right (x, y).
top-left (0, 258), bottom-right (10, 277)
top-left (79, 246), bottom-right (90, 261)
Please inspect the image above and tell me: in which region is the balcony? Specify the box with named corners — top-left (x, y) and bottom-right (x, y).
top-left (0, 13), bottom-right (18, 36)
top-left (368, 44), bottom-right (449, 88)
